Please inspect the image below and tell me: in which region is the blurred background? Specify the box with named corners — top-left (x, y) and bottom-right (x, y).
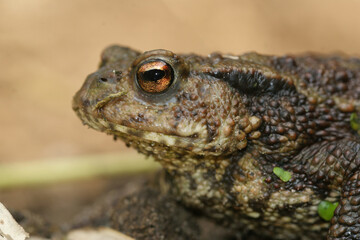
top-left (0, 0), bottom-right (360, 225)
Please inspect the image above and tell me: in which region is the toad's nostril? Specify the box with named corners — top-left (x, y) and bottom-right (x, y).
top-left (100, 77), bottom-right (108, 82)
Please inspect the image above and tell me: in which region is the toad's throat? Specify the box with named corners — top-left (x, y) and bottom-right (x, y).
top-left (106, 121), bottom-right (201, 147)
top-left (106, 123), bottom-right (224, 156)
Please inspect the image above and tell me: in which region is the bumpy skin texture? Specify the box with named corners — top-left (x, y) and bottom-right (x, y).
top-left (73, 46), bottom-right (360, 240)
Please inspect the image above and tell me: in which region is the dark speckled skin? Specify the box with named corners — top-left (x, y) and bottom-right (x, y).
top-left (73, 46), bottom-right (360, 240)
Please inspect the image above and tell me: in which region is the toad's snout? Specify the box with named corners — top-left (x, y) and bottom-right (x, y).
top-left (72, 70), bottom-right (121, 113)
top-left (72, 72), bottom-right (97, 113)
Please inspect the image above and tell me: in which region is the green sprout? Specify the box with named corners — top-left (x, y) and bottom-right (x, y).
top-left (350, 112), bottom-right (360, 134)
top-left (273, 167), bottom-right (292, 182)
top-left (318, 201), bottom-right (339, 221)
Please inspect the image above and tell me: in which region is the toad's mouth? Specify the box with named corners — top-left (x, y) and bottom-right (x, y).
top-left (73, 90), bottom-right (238, 156)
top-left (74, 102), bottom-right (217, 155)
top-left (73, 91), bottom-right (200, 139)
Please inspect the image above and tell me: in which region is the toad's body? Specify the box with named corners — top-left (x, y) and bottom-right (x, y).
top-left (73, 46), bottom-right (360, 240)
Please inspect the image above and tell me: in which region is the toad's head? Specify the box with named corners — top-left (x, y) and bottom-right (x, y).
top-left (73, 45), bottom-right (261, 166)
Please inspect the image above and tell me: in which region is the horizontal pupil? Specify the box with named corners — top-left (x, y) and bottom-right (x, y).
top-left (143, 69), bottom-right (165, 81)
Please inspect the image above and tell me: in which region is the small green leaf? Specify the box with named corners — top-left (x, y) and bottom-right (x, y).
top-left (318, 201), bottom-right (339, 221)
top-left (350, 112), bottom-right (360, 131)
top-left (273, 167), bottom-right (292, 182)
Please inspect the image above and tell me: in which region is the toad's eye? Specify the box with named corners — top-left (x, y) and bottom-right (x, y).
top-left (136, 60), bottom-right (174, 93)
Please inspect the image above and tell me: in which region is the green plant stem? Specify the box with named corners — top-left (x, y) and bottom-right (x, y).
top-left (0, 152), bottom-right (160, 189)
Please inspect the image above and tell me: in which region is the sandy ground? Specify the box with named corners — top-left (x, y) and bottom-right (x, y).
top-left (0, 0), bottom-right (360, 233)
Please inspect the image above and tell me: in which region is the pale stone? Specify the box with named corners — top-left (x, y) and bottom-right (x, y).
top-left (0, 202), bottom-right (29, 240)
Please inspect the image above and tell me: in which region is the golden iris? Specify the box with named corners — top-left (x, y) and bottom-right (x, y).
top-left (136, 60), bottom-right (173, 93)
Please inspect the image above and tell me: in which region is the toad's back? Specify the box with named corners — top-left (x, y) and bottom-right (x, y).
top-left (185, 52), bottom-right (360, 109)
top-left (73, 46), bottom-right (360, 240)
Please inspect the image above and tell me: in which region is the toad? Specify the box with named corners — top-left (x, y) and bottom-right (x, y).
top-left (73, 46), bottom-right (360, 240)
